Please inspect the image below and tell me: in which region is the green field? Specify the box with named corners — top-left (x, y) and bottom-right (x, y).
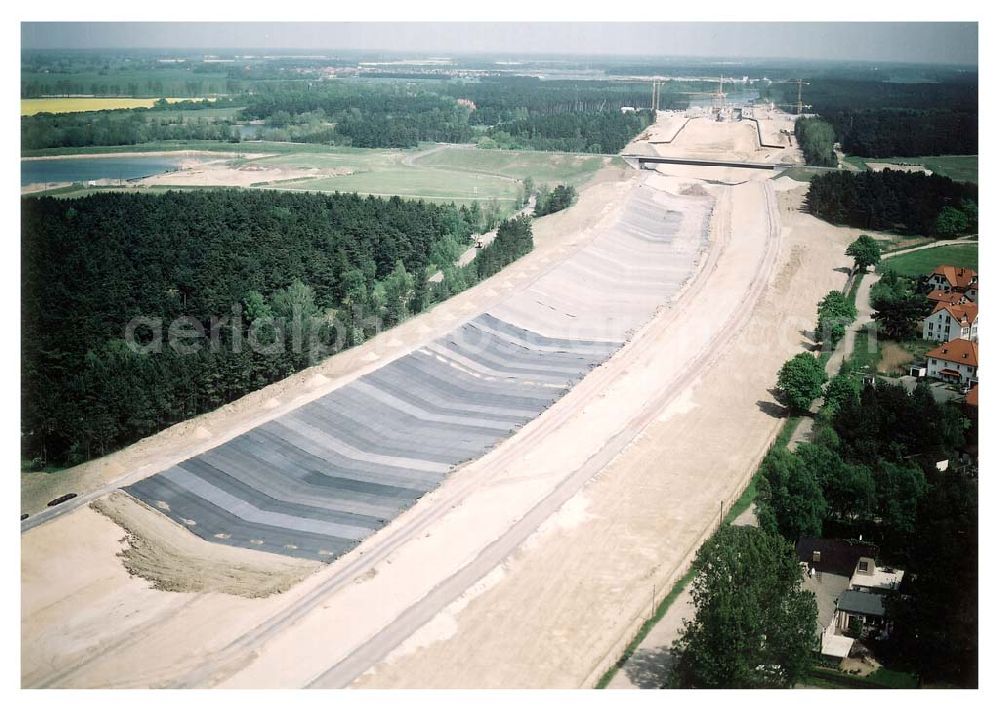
top-left (853, 155), bottom-right (978, 183)
top-left (415, 147), bottom-right (607, 187)
top-left (264, 146), bottom-right (608, 206)
top-left (775, 165), bottom-right (832, 183)
top-left (882, 243), bottom-right (978, 277)
top-left (277, 168), bottom-right (519, 203)
top-left (24, 143), bottom-right (607, 211)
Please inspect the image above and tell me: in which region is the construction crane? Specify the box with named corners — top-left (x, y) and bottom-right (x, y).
top-left (768, 78), bottom-right (812, 114)
top-left (650, 79), bottom-right (664, 111)
top-left (711, 75), bottom-right (727, 112)
top-left (673, 75), bottom-right (731, 114)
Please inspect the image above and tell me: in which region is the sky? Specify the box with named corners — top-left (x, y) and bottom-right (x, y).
top-left (21, 22), bottom-right (978, 66)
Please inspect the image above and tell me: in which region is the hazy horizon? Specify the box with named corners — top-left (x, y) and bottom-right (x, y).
top-left (21, 22), bottom-right (978, 66)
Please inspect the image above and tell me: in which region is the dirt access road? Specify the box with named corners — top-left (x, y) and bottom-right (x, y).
top-left (22, 111), bottom-right (854, 688)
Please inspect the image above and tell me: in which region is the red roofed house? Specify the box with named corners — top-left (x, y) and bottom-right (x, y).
top-left (926, 339), bottom-right (979, 387)
top-left (927, 289), bottom-right (969, 306)
top-left (922, 302), bottom-right (978, 342)
top-left (965, 384), bottom-right (979, 408)
top-left (966, 283), bottom-right (979, 304)
top-left (927, 265), bottom-right (978, 293)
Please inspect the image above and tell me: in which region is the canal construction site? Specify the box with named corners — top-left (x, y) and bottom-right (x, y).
top-left (22, 108), bottom-right (858, 688)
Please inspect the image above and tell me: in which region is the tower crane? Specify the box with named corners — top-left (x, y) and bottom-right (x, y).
top-left (768, 78), bottom-right (812, 114)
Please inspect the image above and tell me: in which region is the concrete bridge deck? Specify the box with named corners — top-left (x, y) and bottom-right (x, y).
top-left (622, 154), bottom-right (785, 171)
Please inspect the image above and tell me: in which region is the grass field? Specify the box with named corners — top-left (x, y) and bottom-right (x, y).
top-left (24, 143), bottom-right (605, 211)
top-left (255, 145), bottom-right (603, 206)
top-left (883, 243), bottom-right (978, 277)
top-left (278, 171), bottom-right (519, 203)
top-left (848, 154), bottom-right (978, 183)
top-left (21, 97), bottom-right (215, 116)
top-left (416, 148), bottom-right (607, 187)
top-left (776, 165), bottom-right (830, 183)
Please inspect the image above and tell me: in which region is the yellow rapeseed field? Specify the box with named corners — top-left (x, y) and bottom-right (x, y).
top-left (21, 97), bottom-right (212, 116)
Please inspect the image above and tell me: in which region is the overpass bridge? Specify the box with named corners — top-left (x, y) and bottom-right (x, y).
top-left (622, 154), bottom-right (787, 171)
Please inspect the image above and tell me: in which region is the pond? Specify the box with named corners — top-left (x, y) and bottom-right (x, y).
top-left (21, 156), bottom-right (191, 187)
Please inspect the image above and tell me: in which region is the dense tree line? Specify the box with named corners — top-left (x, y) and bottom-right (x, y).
top-left (824, 109), bottom-right (977, 158)
top-left (475, 216), bottom-right (534, 279)
top-left (888, 469), bottom-right (978, 687)
top-left (533, 184), bottom-right (577, 216)
top-left (780, 78), bottom-right (978, 114)
top-left (240, 84), bottom-right (476, 148)
top-left (22, 108), bottom-right (242, 150)
top-left (754, 377), bottom-right (976, 685)
top-left (770, 78), bottom-right (978, 158)
top-left (759, 379), bottom-right (968, 552)
top-left (805, 170), bottom-right (977, 235)
top-left (794, 117), bottom-right (837, 167)
top-left (24, 77), bottom-right (658, 154)
top-left (21, 73), bottom-right (231, 99)
top-left (482, 110), bottom-right (653, 154)
top-left (441, 77), bottom-right (681, 125)
top-left (21, 188), bottom-right (509, 466)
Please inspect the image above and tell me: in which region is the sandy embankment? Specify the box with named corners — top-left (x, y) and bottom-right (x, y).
top-left (21, 165), bottom-right (636, 688)
top-left (138, 161), bottom-right (354, 188)
top-left (348, 174), bottom-right (862, 689)
top-left (22, 111), bottom-right (853, 689)
top-left (92, 492), bottom-right (320, 597)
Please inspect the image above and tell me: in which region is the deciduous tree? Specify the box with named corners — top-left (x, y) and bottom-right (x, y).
top-left (671, 525), bottom-right (818, 688)
top-left (776, 353), bottom-right (828, 413)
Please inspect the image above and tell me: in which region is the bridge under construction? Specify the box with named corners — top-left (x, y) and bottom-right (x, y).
top-left (622, 154), bottom-right (786, 171)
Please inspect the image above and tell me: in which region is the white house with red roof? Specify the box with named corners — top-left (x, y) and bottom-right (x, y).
top-left (923, 301), bottom-right (978, 342)
top-left (927, 265), bottom-right (977, 293)
top-left (927, 289), bottom-right (970, 306)
top-left (926, 339), bottom-right (979, 387)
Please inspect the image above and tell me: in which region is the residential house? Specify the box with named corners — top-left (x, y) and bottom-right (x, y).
top-left (922, 302), bottom-right (978, 342)
top-left (849, 557), bottom-right (905, 594)
top-left (927, 265), bottom-right (977, 293)
top-left (966, 283), bottom-right (979, 304)
top-left (926, 339), bottom-right (979, 387)
top-left (834, 590), bottom-right (888, 638)
top-left (927, 290), bottom-right (969, 306)
top-left (796, 537), bottom-right (879, 578)
top-left (965, 384), bottom-right (979, 408)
